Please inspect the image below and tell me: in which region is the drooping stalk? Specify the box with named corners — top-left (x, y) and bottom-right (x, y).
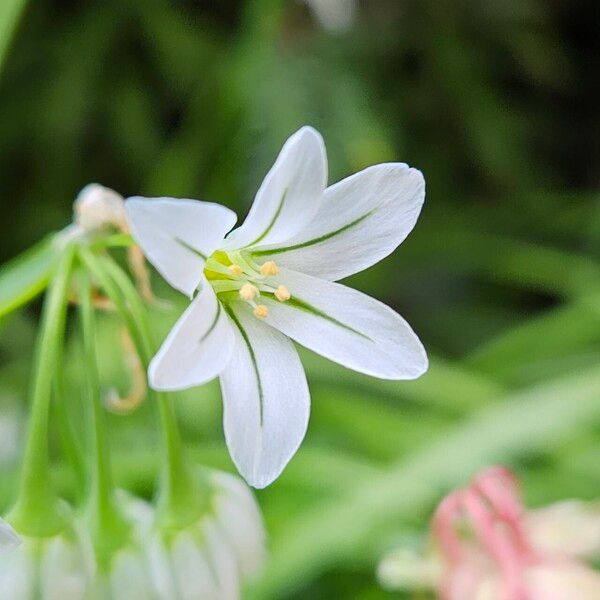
top-left (78, 269), bottom-right (129, 564)
top-left (78, 246), bottom-right (208, 528)
top-left (8, 244), bottom-right (75, 536)
top-left (53, 354), bottom-right (86, 502)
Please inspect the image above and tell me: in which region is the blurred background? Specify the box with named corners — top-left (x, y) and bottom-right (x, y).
top-left (0, 0), bottom-right (598, 598)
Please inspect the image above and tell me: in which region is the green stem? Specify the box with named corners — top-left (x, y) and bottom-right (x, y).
top-left (78, 246), bottom-right (208, 528)
top-left (8, 245), bottom-right (75, 536)
top-left (78, 269), bottom-right (129, 563)
top-left (53, 364), bottom-right (86, 502)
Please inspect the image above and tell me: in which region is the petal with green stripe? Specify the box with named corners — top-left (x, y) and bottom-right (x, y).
top-left (224, 126), bottom-right (327, 250)
top-left (125, 197), bottom-right (237, 298)
top-left (260, 267), bottom-right (428, 380)
top-left (220, 303), bottom-right (310, 489)
top-left (149, 281), bottom-right (235, 391)
top-left (253, 163), bottom-right (424, 281)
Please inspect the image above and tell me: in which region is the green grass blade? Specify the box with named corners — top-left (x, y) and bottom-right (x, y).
top-left (0, 234), bottom-right (60, 319)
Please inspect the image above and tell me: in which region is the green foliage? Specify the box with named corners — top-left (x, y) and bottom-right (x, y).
top-left (0, 1), bottom-right (597, 598)
top-left (0, 235), bottom-right (58, 319)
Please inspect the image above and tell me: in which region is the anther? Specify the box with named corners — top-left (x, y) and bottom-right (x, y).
top-left (254, 305), bottom-right (269, 319)
top-left (274, 285), bottom-right (291, 302)
top-left (228, 264), bottom-right (243, 276)
top-left (260, 261), bottom-right (279, 277)
top-left (239, 283), bottom-right (259, 301)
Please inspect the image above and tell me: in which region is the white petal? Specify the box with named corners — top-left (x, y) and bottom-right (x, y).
top-left (525, 500), bottom-right (600, 560)
top-left (253, 163), bottom-right (424, 280)
top-left (526, 563), bottom-right (600, 600)
top-left (224, 127), bottom-right (327, 250)
top-left (149, 281), bottom-right (235, 391)
top-left (220, 304), bottom-right (310, 488)
top-left (211, 471), bottom-right (266, 577)
top-left (260, 267), bottom-right (427, 379)
top-left (125, 197), bottom-right (237, 297)
top-left (170, 531), bottom-right (219, 600)
top-left (146, 535), bottom-right (180, 599)
top-left (109, 549), bottom-right (157, 600)
top-left (201, 519), bottom-right (240, 600)
top-left (0, 542), bottom-right (34, 597)
top-left (40, 536), bottom-right (88, 600)
top-left (0, 517), bottom-right (20, 553)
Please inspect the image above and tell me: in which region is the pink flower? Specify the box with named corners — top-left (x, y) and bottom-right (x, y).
top-left (378, 466), bottom-right (600, 599)
top-left (432, 467), bottom-right (600, 600)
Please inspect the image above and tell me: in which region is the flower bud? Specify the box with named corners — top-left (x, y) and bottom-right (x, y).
top-left (0, 506), bottom-right (93, 599)
top-left (73, 184), bottom-right (127, 233)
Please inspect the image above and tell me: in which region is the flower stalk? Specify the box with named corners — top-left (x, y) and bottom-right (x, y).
top-left (77, 245), bottom-right (208, 529)
top-left (78, 269), bottom-right (130, 565)
top-left (7, 244), bottom-right (76, 536)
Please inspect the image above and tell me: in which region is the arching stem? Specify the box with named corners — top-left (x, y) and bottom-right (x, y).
top-left (8, 244), bottom-right (76, 536)
top-left (78, 269), bottom-right (129, 565)
top-left (78, 246), bottom-right (208, 529)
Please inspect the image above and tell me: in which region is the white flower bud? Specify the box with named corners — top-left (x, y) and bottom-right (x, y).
top-left (0, 508), bottom-right (93, 599)
top-left (73, 184), bottom-right (127, 233)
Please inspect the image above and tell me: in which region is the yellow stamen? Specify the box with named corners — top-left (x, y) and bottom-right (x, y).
top-left (260, 261), bottom-right (279, 277)
top-left (228, 264), bottom-right (243, 276)
top-left (274, 285), bottom-right (291, 302)
top-left (254, 304), bottom-right (269, 319)
top-left (239, 283), bottom-right (259, 301)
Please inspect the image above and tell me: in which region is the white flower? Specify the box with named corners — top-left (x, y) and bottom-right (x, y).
top-left (122, 471), bottom-right (265, 600)
top-left (0, 517), bottom-right (20, 554)
top-left (302, 0), bottom-right (356, 32)
top-left (125, 126), bottom-right (427, 487)
top-left (0, 511), bottom-right (93, 599)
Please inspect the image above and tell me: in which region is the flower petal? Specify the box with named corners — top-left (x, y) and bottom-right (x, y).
top-left (170, 531), bottom-right (220, 600)
top-left (201, 519), bottom-right (239, 600)
top-left (41, 534), bottom-right (91, 600)
top-left (253, 163), bottom-right (424, 280)
top-left (224, 127), bottom-right (327, 250)
top-left (260, 267), bottom-right (427, 379)
top-left (211, 470), bottom-right (266, 577)
top-left (0, 518), bottom-right (20, 553)
top-left (149, 281), bottom-right (235, 391)
top-left (220, 304), bottom-right (310, 488)
top-left (0, 542), bottom-right (33, 597)
top-left (526, 563), bottom-right (600, 600)
top-left (109, 549), bottom-right (156, 600)
top-left (125, 197), bottom-right (237, 297)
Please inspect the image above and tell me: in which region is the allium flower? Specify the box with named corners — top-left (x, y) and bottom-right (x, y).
top-left (124, 470), bottom-right (265, 599)
top-left (125, 126), bottom-right (427, 487)
top-left (378, 466), bottom-right (600, 600)
top-left (0, 506), bottom-right (93, 598)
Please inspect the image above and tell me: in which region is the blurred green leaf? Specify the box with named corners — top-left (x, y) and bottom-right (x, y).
top-left (0, 234), bottom-right (58, 319)
top-left (0, 0), bottom-right (27, 71)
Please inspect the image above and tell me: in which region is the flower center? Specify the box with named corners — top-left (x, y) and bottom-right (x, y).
top-left (204, 251), bottom-right (290, 319)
